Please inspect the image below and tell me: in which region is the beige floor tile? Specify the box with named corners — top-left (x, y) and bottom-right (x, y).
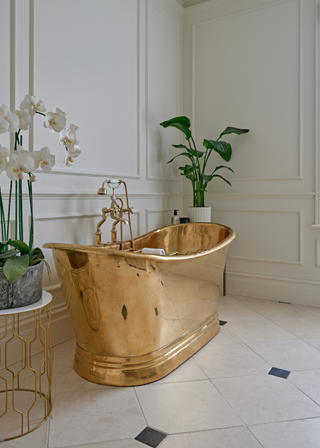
top-left (0, 421), bottom-right (48, 447)
top-left (271, 315), bottom-right (320, 339)
top-left (295, 304), bottom-right (320, 318)
top-left (231, 295), bottom-right (311, 320)
top-left (289, 370), bottom-right (320, 405)
top-left (225, 319), bottom-right (297, 343)
top-left (52, 357), bottom-right (108, 394)
top-left (247, 339), bottom-right (320, 371)
top-left (152, 357), bottom-right (207, 384)
top-left (161, 427), bottom-right (262, 448)
top-left (212, 375), bottom-right (320, 425)
top-left (135, 380), bottom-right (242, 434)
top-left (249, 418), bottom-right (320, 448)
top-left (52, 338), bottom-right (76, 359)
top-left (60, 440), bottom-right (143, 448)
top-left (304, 338), bottom-right (320, 350)
top-left (218, 297), bottom-right (265, 322)
top-left (208, 326), bottom-right (243, 346)
top-left (193, 343), bottom-right (270, 378)
top-left (49, 388), bottom-right (145, 447)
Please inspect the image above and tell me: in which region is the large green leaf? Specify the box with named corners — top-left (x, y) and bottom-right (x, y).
top-left (172, 144), bottom-right (189, 149)
top-left (212, 165), bottom-right (235, 174)
top-left (160, 117), bottom-right (192, 140)
top-left (179, 165), bottom-right (195, 175)
top-left (218, 127), bottom-right (250, 140)
top-left (8, 239), bottom-right (30, 255)
top-left (203, 140), bottom-right (232, 162)
top-left (202, 172), bottom-right (233, 186)
top-left (167, 152), bottom-right (192, 164)
top-left (160, 116), bottom-right (190, 128)
top-left (3, 254), bottom-right (29, 283)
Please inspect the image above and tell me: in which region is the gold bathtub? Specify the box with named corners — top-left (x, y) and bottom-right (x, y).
top-left (43, 222), bottom-right (235, 386)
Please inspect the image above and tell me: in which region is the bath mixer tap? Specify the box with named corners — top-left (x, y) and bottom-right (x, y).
top-left (95, 179), bottom-right (134, 250)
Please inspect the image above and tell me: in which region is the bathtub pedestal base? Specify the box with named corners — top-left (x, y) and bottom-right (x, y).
top-left (73, 314), bottom-right (220, 387)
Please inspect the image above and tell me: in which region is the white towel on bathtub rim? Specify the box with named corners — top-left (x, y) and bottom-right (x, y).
top-left (141, 248), bottom-right (166, 255)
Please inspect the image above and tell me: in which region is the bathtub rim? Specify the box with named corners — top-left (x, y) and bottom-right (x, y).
top-left (42, 222), bottom-right (235, 262)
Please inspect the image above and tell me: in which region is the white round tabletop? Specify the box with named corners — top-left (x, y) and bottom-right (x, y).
top-left (0, 290), bottom-right (52, 315)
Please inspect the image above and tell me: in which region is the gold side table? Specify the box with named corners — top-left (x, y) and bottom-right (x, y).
top-left (0, 291), bottom-right (52, 442)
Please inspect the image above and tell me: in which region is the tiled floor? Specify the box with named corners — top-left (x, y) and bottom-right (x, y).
top-left (2, 294), bottom-right (320, 447)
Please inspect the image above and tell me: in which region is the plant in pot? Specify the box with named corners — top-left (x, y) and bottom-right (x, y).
top-left (0, 95), bottom-right (81, 309)
top-left (160, 116), bottom-right (249, 222)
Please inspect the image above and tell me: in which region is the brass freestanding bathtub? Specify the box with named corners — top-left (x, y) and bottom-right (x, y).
top-left (44, 222), bottom-right (235, 386)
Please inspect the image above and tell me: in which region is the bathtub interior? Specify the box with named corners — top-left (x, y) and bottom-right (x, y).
top-left (96, 222), bottom-right (231, 255)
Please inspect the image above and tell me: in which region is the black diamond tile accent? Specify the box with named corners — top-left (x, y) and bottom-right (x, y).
top-left (268, 367), bottom-right (290, 379)
top-left (135, 427), bottom-right (167, 448)
top-left (219, 320), bottom-right (227, 326)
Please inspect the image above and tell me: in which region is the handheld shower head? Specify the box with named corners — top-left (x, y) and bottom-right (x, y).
top-left (97, 181), bottom-right (108, 195)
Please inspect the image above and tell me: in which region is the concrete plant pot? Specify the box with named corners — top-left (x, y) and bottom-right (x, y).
top-left (0, 261), bottom-right (44, 310)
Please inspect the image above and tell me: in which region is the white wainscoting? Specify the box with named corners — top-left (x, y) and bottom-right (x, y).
top-left (184, 0), bottom-right (319, 306)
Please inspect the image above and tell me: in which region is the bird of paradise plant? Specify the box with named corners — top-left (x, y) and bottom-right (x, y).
top-left (160, 116), bottom-right (249, 207)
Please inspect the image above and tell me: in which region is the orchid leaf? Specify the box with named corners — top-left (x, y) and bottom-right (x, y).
top-left (3, 254), bottom-right (29, 284)
top-left (0, 241), bottom-right (9, 250)
top-left (30, 247), bottom-right (45, 263)
top-left (218, 127), bottom-right (249, 140)
top-left (8, 239), bottom-right (30, 255)
top-left (0, 249), bottom-right (18, 259)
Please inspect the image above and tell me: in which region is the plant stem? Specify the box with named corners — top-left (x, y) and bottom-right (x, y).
top-left (18, 179), bottom-right (23, 241)
top-left (28, 179), bottom-right (34, 258)
top-left (0, 188), bottom-right (6, 242)
top-left (15, 181), bottom-right (17, 239)
top-left (6, 181), bottom-right (12, 240)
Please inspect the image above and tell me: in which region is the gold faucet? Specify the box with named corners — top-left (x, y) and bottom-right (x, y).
top-left (95, 179), bottom-right (134, 250)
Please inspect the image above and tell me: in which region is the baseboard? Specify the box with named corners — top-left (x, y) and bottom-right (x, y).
top-left (227, 270), bottom-right (320, 307)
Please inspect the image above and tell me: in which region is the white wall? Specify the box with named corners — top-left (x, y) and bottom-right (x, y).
top-left (184, 0), bottom-right (320, 306)
top-left (0, 0), bottom-right (184, 345)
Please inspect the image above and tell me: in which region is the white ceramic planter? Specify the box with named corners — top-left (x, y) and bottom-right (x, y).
top-left (188, 206), bottom-right (211, 223)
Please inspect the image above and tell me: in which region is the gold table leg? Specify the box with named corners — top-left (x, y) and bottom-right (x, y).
top-left (0, 292), bottom-right (52, 442)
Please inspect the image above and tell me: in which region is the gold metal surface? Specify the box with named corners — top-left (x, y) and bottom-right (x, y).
top-left (44, 222), bottom-right (235, 386)
top-left (0, 297), bottom-right (52, 442)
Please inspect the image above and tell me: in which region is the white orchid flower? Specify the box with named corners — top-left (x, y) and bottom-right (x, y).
top-left (64, 145), bottom-right (81, 167)
top-left (31, 147), bottom-right (55, 172)
top-left (20, 95), bottom-right (46, 116)
top-left (0, 104), bottom-right (19, 133)
top-left (6, 153), bottom-right (35, 181)
top-left (44, 108), bottom-right (67, 133)
top-left (9, 144), bottom-right (29, 161)
top-left (0, 144), bottom-right (9, 173)
top-left (15, 109), bottom-right (32, 131)
top-left (59, 124), bottom-right (79, 150)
